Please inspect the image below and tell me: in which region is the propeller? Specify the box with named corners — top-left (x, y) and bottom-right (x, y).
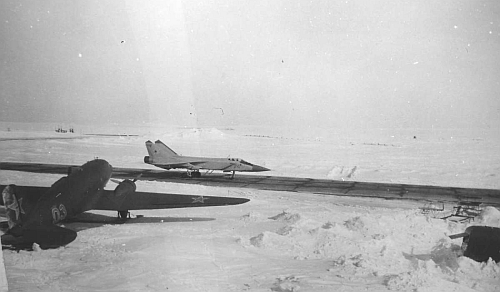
top-left (110, 174), bottom-right (142, 185)
top-left (111, 174), bottom-right (142, 197)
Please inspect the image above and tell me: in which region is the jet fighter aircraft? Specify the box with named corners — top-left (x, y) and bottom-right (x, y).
top-left (144, 140), bottom-right (270, 178)
top-left (0, 159), bottom-right (249, 250)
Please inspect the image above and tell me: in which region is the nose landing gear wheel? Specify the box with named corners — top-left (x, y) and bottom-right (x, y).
top-left (118, 211), bottom-right (129, 219)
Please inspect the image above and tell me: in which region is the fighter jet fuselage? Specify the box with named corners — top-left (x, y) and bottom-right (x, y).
top-left (144, 140), bottom-right (269, 178)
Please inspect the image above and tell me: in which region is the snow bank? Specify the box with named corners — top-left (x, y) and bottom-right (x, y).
top-left (327, 165), bottom-right (358, 180)
top-left (474, 206), bottom-right (500, 227)
top-left (243, 209), bottom-right (500, 291)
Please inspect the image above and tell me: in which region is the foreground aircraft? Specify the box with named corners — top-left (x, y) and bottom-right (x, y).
top-left (144, 140), bottom-right (270, 178)
top-left (0, 159), bottom-right (249, 250)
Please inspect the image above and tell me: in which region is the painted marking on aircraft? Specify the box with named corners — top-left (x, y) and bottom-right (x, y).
top-left (6, 197), bottom-right (25, 220)
top-left (51, 204), bottom-right (67, 223)
top-left (59, 204), bottom-right (67, 220)
top-left (192, 196), bottom-right (209, 204)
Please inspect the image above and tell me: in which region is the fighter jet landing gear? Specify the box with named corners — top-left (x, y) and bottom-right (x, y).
top-left (183, 170), bottom-right (202, 178)
top-left (223, 171), bottom-right (236, 179)
top-left (118, 211), bottom-right (130, 219)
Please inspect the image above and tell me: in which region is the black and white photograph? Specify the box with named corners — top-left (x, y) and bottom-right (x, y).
top-left (1, 1), bottom-right (499, 291)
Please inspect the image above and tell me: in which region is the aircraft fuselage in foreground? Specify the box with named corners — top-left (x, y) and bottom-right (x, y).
top-left (1, 159), bottom-right (249, 250)
top-left (144, 140), bottom-right (270, 178)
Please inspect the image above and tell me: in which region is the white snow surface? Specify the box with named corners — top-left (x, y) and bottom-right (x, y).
top-left (1, 123), bottom-right (499, 292)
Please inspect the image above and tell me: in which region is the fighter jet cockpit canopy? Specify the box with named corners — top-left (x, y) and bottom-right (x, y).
top-left (227, 158), bottom-right (254, 166)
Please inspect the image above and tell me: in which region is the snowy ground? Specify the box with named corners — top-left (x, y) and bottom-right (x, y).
top-left (0, 123), bottom-right (499, 291)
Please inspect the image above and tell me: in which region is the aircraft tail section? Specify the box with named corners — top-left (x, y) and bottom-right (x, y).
top-left (1, 185), bottom-right (25, 230)
top-left (145, 140), bottom-right (154, 158)
top-left (1, 185), bottom-right (77, 249)
top-left (154, 140), bottom-right (178, 157)
top-left (145, 140), bottom-right (178, 164)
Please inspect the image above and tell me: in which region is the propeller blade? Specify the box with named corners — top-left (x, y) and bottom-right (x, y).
top-left (110, 173), bottom-right (142, 184)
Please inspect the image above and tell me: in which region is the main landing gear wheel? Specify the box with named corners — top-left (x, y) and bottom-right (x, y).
top-left (118, 211), bottom-right (129, 219)
top-left (184, 171), bottom-right (202, 178)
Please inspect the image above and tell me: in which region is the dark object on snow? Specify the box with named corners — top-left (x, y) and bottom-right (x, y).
top-left (450, 226), bottom-right (500, 263)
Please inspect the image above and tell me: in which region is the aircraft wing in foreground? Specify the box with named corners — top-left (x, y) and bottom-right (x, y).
top-left (144, 140), bottom-right (270, 178)
top-left (0, 159), bottom-right (249, 250)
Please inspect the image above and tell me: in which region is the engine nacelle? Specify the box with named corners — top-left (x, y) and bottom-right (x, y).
top-left (114, 179), bottom-right (136, 197)
top-left (144, 156), bottom-right (151, 164)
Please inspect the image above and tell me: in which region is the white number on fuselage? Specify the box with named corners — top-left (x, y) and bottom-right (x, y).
top-left (51, 204), bottom-right (67, 223)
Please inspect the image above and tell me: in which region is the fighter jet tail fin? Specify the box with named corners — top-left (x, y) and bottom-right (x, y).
top-left (145, 140), bottom-right (178, 158)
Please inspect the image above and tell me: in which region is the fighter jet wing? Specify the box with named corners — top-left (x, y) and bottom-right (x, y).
top-left (173, 162), bottom-right (203, 170)
top-left (161, 161), bottom-right (209, 170)
top-left (93, 190), bottom-right (249, 211)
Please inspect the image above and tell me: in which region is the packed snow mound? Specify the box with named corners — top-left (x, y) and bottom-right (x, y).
top-left (384, 258), bottom-right (467, 292)
top-left (253, 211), bottom-right (401, 259)
top-left (271, 275), bottom-right (301, 292)
top-left (474, 206), bottom-right (500, 227)
top-left (343, 216), bottom-right (367, 232)
top-left (269, 211), bottom-right (301, 224)
top-left (239, 212), bottom-right (263, 222)
top-left (244, 208), bottom-right (500, 289)
top-left (327, 165), bottom-right (358, 180)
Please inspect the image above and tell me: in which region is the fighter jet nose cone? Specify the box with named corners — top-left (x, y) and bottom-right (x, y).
top-left (252, 165), bottom-right (270, 172)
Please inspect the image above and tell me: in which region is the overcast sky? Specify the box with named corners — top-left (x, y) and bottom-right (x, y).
top-left (1, 0), bottom-right (499, 129)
